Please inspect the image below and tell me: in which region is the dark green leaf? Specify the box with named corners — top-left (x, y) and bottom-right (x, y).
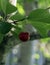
top-left (0, 33), bottom-right (4, 44)
top-left (0, 21), bottom-right (12, 34)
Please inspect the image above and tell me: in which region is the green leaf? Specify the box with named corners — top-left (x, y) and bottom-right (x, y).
top-left (17, 0), bottom-right (24, 3)
top-left (0, 0), bottom-right (17, 14)
top-left (28, 9), bottom-right (50, 23)
top-left (28, 9), bottom-right (50, 38)
top-left (0, 3), bottom-right (2, 11)
top-left (0, 21), bottom-right (12, 34)
top-left (17, 3), bottom-right (25, 15)
top-left (0, 33), bottom-right (4, 44)
top-left (25, 0), bottom-right (34, 3)
top-left (10, 12), bottom-right (25, 21)
top-left (6, 2), bottom-right (17, 14)
top-left (0, 0), bottom-right (8, 13)
top-left (28, 21), bottom-right (48, 38)
top-left (10, 2), bottom-right (25, 21)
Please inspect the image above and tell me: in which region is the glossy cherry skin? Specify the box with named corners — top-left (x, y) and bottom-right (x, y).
top-left (19, 32), bottom-right (30, 42)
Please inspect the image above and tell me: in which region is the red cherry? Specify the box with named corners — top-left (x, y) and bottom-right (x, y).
top-left (19, 32), bottom-right (30, 42)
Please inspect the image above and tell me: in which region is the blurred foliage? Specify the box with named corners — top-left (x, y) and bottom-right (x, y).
top-left (0, 0), bottom-right (50, 47)
top-left (40, 37), bottom-right (50, 43)
top-left (0, 0), bottom-right (50, 62)
top-left (40, 37), bottom-right (50, 58)
top-left (38, 0), bottom-right (50, 8)
top-left (33, 53), bottom-right (40, 60)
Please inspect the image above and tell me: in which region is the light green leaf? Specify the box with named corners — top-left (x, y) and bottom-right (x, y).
top-left (28, 21), bottom-right (48, 38)
top-left (38, 0), bottom-right (50, 8)
top-left (17, 3), bottom-right (25, 15)
top-left (28, 9), bottom-right (50, 38)
top-left (28, 9), bottom-right (50, 24)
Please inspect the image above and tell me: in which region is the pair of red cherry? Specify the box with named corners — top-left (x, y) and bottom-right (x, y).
top-left (19, 32), bottom-right (30, 42)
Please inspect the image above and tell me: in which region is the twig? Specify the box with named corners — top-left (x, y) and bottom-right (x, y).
top-left (13, 16), bottom-right (28, 24)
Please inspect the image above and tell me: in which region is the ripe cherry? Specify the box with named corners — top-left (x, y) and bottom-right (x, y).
top-left (19, 32), bottom-right (30, 42)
